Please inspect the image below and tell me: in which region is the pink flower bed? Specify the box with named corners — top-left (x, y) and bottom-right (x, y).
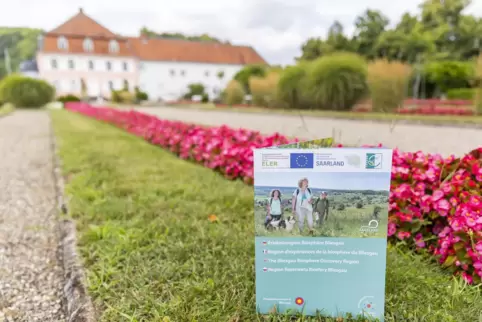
top-left (65, 102), bottom-right (482, 284)
top-left (353, 99), bottom-right (475, 115)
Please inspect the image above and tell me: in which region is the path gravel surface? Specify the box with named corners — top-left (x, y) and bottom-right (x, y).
top-left (136, 106), bottom-right (482, 156)
top-left (0, 111), bottom-right (65, 321)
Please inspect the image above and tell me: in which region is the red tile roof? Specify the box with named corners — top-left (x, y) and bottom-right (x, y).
top-left (42, 35), bottom-right (134, 57)
top-left (41, 8), bottom-right (267, 65)
top-left (128, 37), bottom-right (266, 65)
top-left (47, 8), bottom-right (117, 38)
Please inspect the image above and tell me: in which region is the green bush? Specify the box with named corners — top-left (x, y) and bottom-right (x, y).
top-left (111, 90), bottom-right (121, 103)
top-left (0, 74), bottom-right (55, 108)
top-left (57, 94), bottom-right (81, 103)
top-left (446, 88), bottom-right (474, 100)
top-left (304, 52), bottom-right (368, 111)
top-left (201, 93), bottom-right (209, 103)
top-left (424, 61), bottom-right (474, 94)
top-left (134, 86), bottom-right (148, 102)
top-left (184, 83), bottom-right (205, 100)
top-left (277, 63), bottom-right (310, 109)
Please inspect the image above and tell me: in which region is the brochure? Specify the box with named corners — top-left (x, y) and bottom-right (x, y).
top-left (254, 139), bottom-right (392, 321)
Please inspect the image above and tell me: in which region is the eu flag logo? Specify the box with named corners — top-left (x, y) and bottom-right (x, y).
top-left (290, 153), bottom-right (314, 169)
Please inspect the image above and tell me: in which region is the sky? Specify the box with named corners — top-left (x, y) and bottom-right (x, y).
top-left (2, 0), bottom-right (482, 65)
top-left (254, 171), bottom-right (391, 191)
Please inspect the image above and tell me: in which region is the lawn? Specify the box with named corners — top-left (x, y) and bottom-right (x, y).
top-left (169, 103), bottom-right (482, 127)
top-left (51, 110), bottom-right (482, 322)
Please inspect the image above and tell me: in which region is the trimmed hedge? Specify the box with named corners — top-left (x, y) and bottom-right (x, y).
top-left (0, 75), bottom-right (55, 108)
top-left (446, 88), bottom-right (474, 100)
top-left (57, 94), bottom-right (81, 103)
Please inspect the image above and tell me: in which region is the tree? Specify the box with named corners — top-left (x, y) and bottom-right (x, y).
top-left (353, 9), bottom-right (390, 59)
top-left (233, 65), bottom-right (266, 93)
top-left (298, 38), bottom-right (325, 61)
top-left (183, 83), bottom-right (205, 100)
top-left (140, 27), bottom-right (224, 43)
top-left (0, 27), bottom-right (42, 79)
top-left (325, 21), bottom-right (353, 53)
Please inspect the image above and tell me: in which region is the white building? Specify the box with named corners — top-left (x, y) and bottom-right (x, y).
top-left (36, 8), bottom-right (267, 101)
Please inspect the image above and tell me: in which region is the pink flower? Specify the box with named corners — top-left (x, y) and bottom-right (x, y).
top-left (387, 222), bottom-right (397, 236)
top-left (432, 190), bottom-right (444, 202)
top-left (462, 272), bottom-right (473, 284)
top-left (397, 231), bottom-right (411, 240)
top-left (414, 233), bottom-right (426, 248)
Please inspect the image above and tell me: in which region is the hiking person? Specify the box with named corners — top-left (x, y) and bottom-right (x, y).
top-left (265, 189), bottom-right (283, 228)
top-left (314, 191), bottom-right (330, 226)
top-left (292, 178), bottom-right (314, 234)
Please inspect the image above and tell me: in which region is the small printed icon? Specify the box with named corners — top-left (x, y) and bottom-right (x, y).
top-left (263, 267), bottom-right (268, 272)
top-left (290, 153), bottom-right (314, 169)
top-left (295, 297), bottom-right (304, 306)
top-left (344, 154), bottom-right (361, 167)
top-left (263, 249), bottom-right (268, 254)
top-left (264, 258), bottom-right (268, 262)
top-left (360, 220), bottom-right (379, 232)
top-left (366, 153), bottom-right (382, 169)
top-left (358, 296), bottom-right (376, 317)
top-left (262, 241), bottom-right (267, 245)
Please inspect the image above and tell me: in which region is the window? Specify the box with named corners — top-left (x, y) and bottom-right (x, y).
top-left (106, 61), bottom-right (112, 71)
top-left (205, 70), bottom-right (210, 77)
top-left (51, 59), bottom-right (57, 69)
top-left (88, 60), bottom-right (94, 70)
top-left (181, 70), bottom-right (186, 76)
top-left (68, 59), bottom-right (75, 70)
top-left (123, 62), bottom-right (128, 71)
top-left (83, 38), bottom-right (94, 52)
top-left (57, 36), bottom-right (68, 50)
top-left (108, 40), bottom-right (119, 53)
top-left (108, 81), bottom-right (114, 90)
top-left (170, 70), bottom-right (175, 76)
top-left (70, 80), bottom-right (76, 92)
top-left (123, 79), bottom-right (129, 90)
top-left (53, 80), bottom-right (60, 90)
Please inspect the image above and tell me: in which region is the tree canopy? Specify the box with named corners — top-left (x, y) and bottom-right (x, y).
top-left (140, 27), bottom-right (227, 43)
top-left (298, 0), bottom-right (482, 63)
top-left (0, 27), bottom-right (42, 79)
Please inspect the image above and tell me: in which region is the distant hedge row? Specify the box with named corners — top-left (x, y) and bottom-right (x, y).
top-left (223, 53), bottom-right (482, 114)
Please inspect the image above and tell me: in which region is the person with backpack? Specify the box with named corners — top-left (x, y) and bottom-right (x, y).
top-left (264, 189), bottom-right (283, 228)
top-left (314, 191), bottom-right (330, 226)
top-left (291, 178), bottom-right (314, 234)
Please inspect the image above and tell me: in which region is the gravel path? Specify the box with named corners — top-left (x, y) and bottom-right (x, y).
top-left (0, 111), bottom-right (65, 321)
top-left (136, 106), bottom-right (482, 156)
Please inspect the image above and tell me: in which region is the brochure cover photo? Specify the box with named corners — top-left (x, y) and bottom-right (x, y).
top-left (253, 146), bottom-right (393, 321)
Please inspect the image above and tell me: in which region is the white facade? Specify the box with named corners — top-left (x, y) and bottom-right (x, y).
top-left (138, 61), bottom-right (243, 101)
top-left (36, 53), bottom-right (139, 97)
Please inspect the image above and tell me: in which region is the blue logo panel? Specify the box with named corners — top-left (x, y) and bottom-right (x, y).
top-left (290, 153), bottom-right (314, 169)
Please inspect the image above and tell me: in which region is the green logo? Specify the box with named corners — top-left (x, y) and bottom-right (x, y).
top-left (366, 153), bottom-right (382, 169)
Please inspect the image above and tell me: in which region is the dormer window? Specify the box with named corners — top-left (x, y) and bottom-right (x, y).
top-left (83, 38), bottom-right (94, 52)
top-left (109, 40), bottom-right (119, 53)
top-left (57, 36), bottom-right (68, 50)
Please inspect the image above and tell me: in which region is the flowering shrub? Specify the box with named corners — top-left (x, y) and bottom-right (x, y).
top-left (65, 102), bottom-right (482, 284)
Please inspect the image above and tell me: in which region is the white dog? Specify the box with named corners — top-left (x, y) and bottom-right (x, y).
top-left (266, 216), bottom-right (297, 232)
top-left (284, 216), bottom-right (296, 232)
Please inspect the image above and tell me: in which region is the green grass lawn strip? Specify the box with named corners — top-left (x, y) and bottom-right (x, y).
top-left (50, 110), bottom-right (482, 322)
